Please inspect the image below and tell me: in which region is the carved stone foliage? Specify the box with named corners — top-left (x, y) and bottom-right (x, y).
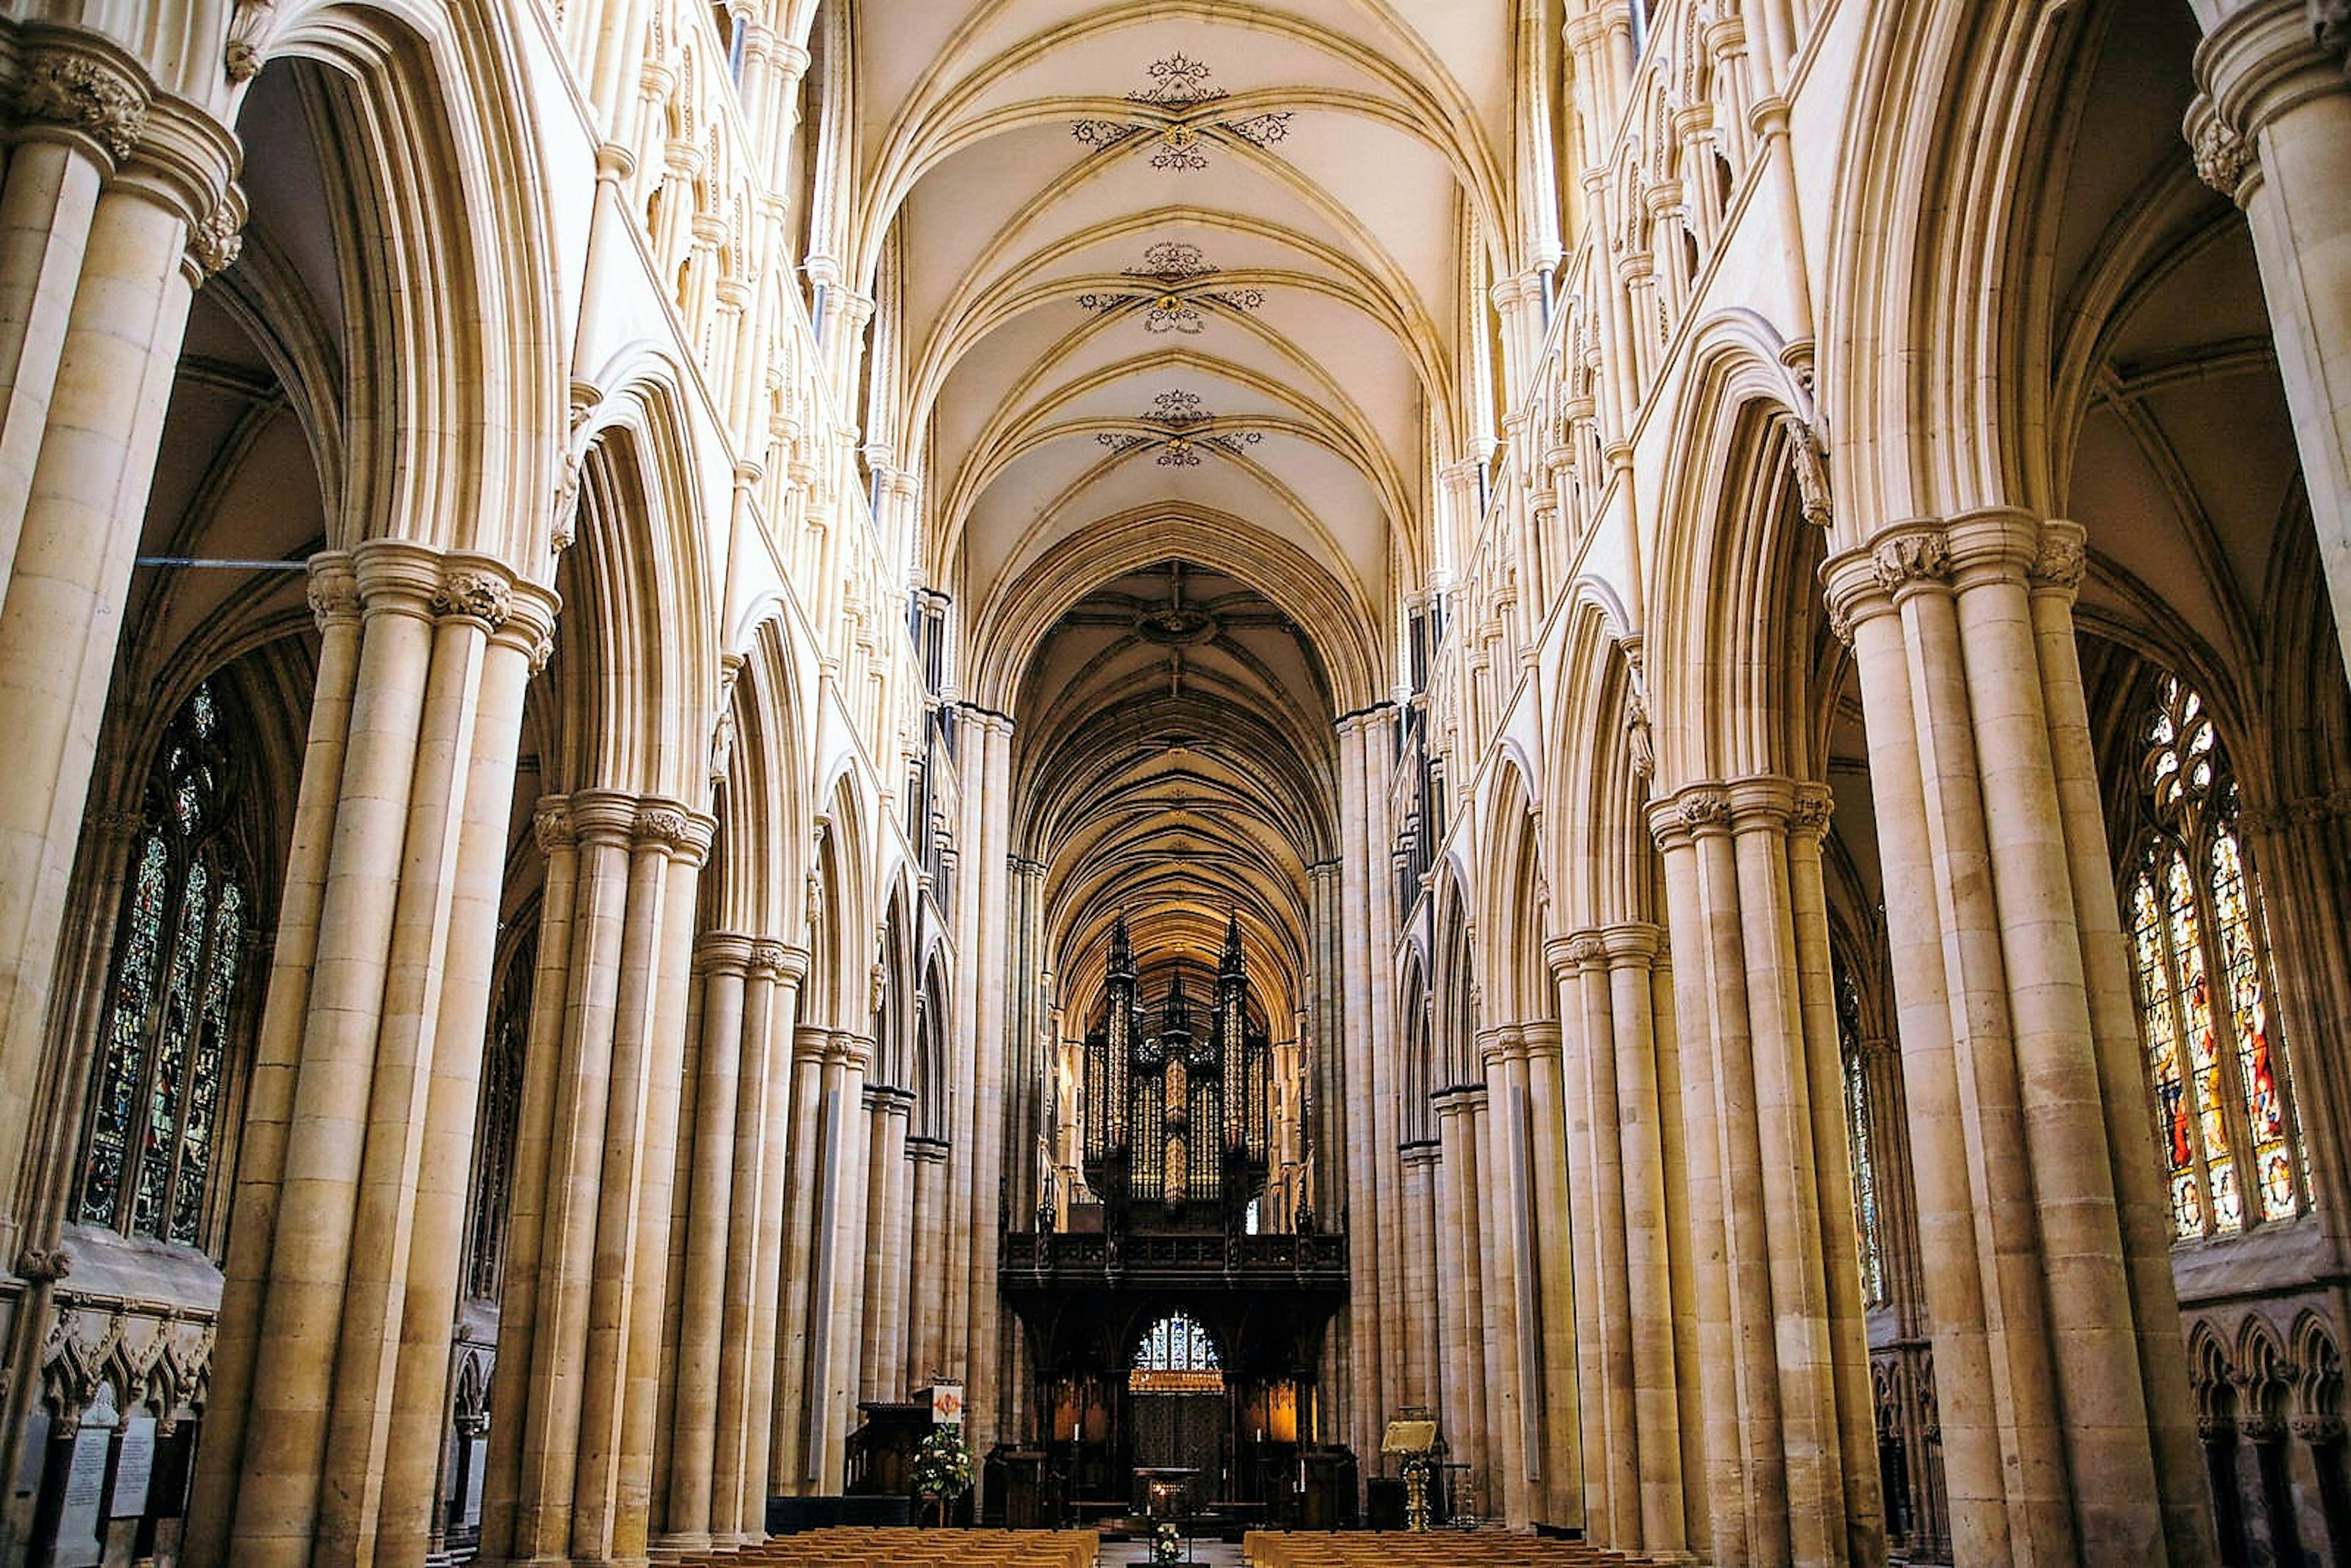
top-left (17, 47), bottom-right (148, 165)
top-left (39, 1297), bottom-right (215, 1427)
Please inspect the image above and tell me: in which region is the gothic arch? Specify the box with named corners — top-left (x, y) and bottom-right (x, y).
top-left (250, 0), bottom-right (565, 560)
top-left (1645, 348), bottom-right (1834, 789)
top-left (540, 403), bottom-right (722, 801)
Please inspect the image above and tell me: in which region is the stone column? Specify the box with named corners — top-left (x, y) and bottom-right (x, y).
top-left (906, 1134), bottom-right (951, 1384)
top-left (1518, 1018), bottom-right (1586, 1531)
top-left (770, 1020), bottom-right (830, 1497)
top-left (1649, 794), bottom-right (1757, 1568)
top-left (0, 62), bottom-right (238, 1264)
top-left (860, 1081), bottom-right (912, 1401)
top-left (1727, 776), bottom-right (1856, 1568)
top-left (1333, 715), bottom-right (1384, 1456)
top-left (474, 797), bottom-right (584, 1566)
top-left (1565, 931), bottom-right (1637, 1542)
top-left (178, 555), bottom-right (362, 1568)
top-left (729, 940), bottom-right (807, 1540)
top-left (193, 546), bottom-right (480, 1567)
top-left (1432, 1086), bottom-right (1488, 1510)
top-left (1602, 922), bottom-right (1689, 1559)
top-left (481, 789), bottom-right (710, 1564)
top-left (1824, 515), bottom-right (2211, 1566)
top-left (661, 932), bottom-right (757, 1548)
top-left (1397, 1141), bottom-right (1440, 1411)
top-left (373, 574), bottom-right (556, 1562)
top-left (1474, 1030), bottom-right (1534, 1526)
top-left (811, 1030), bottom-right (874, 1488)
top-left (2188, 0), bottom-right (2351, 685)
top-left (964, 712), bottom-right (1014, 1451)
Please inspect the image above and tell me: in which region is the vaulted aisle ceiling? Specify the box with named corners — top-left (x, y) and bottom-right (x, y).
top-left (844, 1), bottom-right (1516, 1018)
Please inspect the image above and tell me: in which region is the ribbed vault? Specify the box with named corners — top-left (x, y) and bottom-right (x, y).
top-left (1013, 561), bottom-right (1334, 1045)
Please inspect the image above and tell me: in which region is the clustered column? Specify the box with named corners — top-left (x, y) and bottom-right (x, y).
top-left (0, 30), bottom-right (240, 1281)
top-left (1647, 777), bottom-right (1880, 1568)
top-left (184, 545), bottom-right (555, 1568)
top-left (474, 787), bottom-right (714, 1567)
top-left (1823, 512), bottom-right (2210, 1565)
top-left (1547, 925), bottom-right (1689, 1559)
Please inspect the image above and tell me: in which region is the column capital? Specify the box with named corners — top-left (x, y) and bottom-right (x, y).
top-left (1475, 1023), bottom-right (1522, 1067)
top-left (695, 931), bottom-right (759, 974)
top-left (350, 538), bottom-right (448, 623)
top-left (306, 552), bottom-right (361, 630)
top-left (793, 1023), bottom-right (833, 1062)
top-left (13, 26), bottom-right (149, 168)
top-left (432, 555), bottom-right (517, 630)
top-left (754, 940), bottom-right (812, 983)
top-left (1398, 1138), bottom-right (1441, 1169)
top-left (567, 786), bottom-right (644, 847)
top-left (906, 1135), bottom-right (951, 1164)
top-left (1598, 921), bottom-right (1664, 964)
top-left (1646, 782), bottom-right (1733, 847)
top-left (635, 798), bottom-right (716, 863)
top-left (532, 796), bottom-right (576, 852)
top-left (2188, 0), bottom-right (2349, 206)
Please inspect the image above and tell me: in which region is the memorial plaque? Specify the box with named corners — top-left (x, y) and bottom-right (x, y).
top-left (110, 1417), bottom-right (155, 1517)
top-left (52, 1425), bottom-right (110, 1568)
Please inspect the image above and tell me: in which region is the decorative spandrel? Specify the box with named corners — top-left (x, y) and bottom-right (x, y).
top-left (1080, 912), bottom-right (1273, 1228)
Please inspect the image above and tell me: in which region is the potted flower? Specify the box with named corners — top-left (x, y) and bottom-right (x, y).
top-left (1152, 1520), bottom-right (1187, 1563)
top-left (911, 1425), bottom-right (973, 1526)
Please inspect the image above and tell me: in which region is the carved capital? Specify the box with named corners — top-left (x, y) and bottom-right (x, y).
top-left (433, 566), bottom-right (514, 628)
top-left (2030, 521), bottom-right (2088, 593)
top-left (1678, 786), bottom-right (1733, 830)
top-left (1789, 783), bottom-right (1835, 837)
top-left (634, 805), bottom-right (691, 849)
top-left (306, 556), bottom-right (360, 629)
top-left (1871, 529), bottom-right (1952, 595)
top-left (18, 42), bottom-right (149, 165)
top-left (532, 798), bottom-right (574, 853)
top-left (2189, 100), bottom-right (2257, 201)
top-left (188, 183), bottom-right (246, 278)
top-left (752, 939), bottom-right (789, 973)
top-left (2293, 1413), bottom-right (2347, 1444)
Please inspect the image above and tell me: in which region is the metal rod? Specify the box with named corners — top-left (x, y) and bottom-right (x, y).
top-left (132, 557), bottom-right (309, 570)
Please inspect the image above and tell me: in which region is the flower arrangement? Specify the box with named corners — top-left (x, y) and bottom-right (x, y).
top-left (911, 1425), bottom-right (973, 1523)
top-left (1152, 1520), bottom-right (1185, 1562)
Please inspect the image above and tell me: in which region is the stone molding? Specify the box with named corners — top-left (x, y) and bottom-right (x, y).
top-left (1598, 921), bottom-right (1663, 964)
top-left (694, 931), bottom-right (759, 973)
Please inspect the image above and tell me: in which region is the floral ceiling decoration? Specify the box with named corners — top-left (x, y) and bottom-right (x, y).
top-left (1076, 242), bottom-right (1269, 334)
top-left (1071, 55), bottom-right (1293, 173)
top-left (1098, 388), bottom-right (1266, 467)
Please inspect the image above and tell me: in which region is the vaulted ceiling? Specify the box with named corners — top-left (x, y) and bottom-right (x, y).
top-left (842, 1), bottom-right (1517, 1040)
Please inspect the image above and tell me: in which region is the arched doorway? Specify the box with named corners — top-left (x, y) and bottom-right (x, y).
top-left (1129, 1311), bottom-right (1226, 1512)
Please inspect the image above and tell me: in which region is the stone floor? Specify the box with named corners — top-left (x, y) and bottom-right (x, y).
top-left (1097, 1542), bottom-right (1246, 1567)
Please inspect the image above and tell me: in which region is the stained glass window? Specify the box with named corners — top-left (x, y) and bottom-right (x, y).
top-left (465, 936), bottom-right (533, 1301)
top-left (75, 681), bottom-right (252, 1250)
top-left (1835, 966), bottom-right (1886, 1305)
top-left (2121, 673), bottom-right (2308, 1242)
top-left (1135, 1310), bottom-right (1221, 1371)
